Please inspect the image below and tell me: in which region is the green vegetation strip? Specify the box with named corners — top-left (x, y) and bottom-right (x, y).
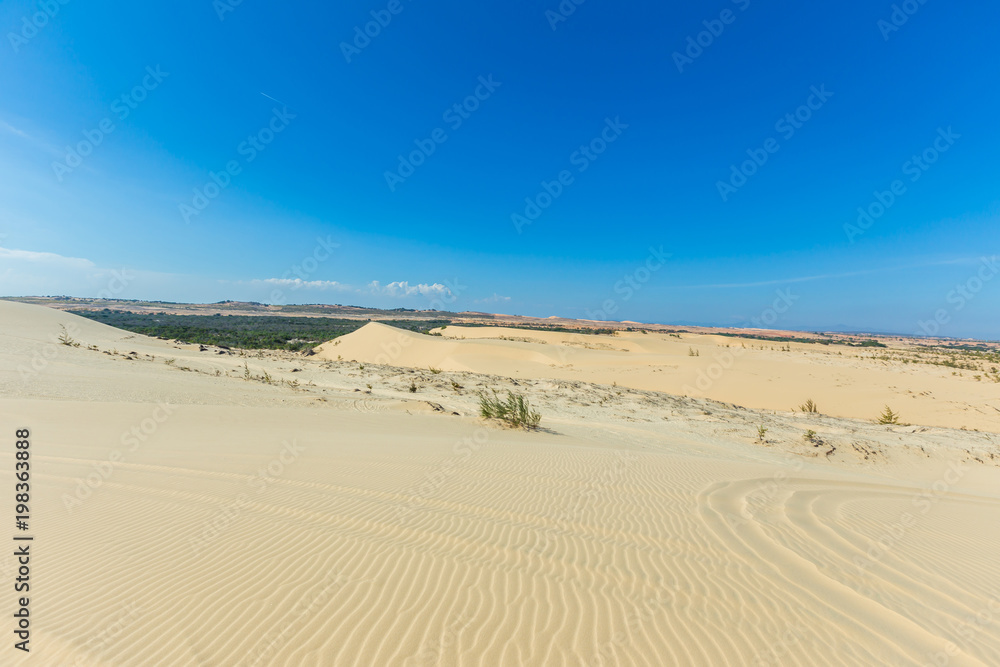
top-left (70, 310), bottom-right (451, 351)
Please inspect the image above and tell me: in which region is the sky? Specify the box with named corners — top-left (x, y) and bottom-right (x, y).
top-left (0, 1), bottom-right (997, 339)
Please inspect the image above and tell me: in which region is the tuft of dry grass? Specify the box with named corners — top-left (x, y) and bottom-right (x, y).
top-left (478, 389), bottom-right (541, 429)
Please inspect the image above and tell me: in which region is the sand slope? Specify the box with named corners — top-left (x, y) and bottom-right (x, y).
top-left (315, 323), bottom-right (1000, 432)
top-left (2, 303), bottom-right (1000, 666)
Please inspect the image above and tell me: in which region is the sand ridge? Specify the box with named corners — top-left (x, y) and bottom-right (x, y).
top-left (314, 323), bottom-right (1000, 433)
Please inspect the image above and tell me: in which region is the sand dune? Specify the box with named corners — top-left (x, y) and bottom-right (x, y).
top-left (315, 323), bottom-right (1000, 432)
top-left (3, 302), bottom-right (1000, 666)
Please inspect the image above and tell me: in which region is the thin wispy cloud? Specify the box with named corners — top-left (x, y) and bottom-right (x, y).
top-left (0, 117), bottom-right (65, 159)
top-left (0, 246), bottom-right (96, 270)
top-left (674, 258), bottom-right (992, 289)
top-left (234, 278), bottom-right (452, 300)
top-left (0, 119), bottom-right (30, 140)
top-left (249, 278), bottom-right (353, 292)
top-left (475, 293), bottom-right (512, 304)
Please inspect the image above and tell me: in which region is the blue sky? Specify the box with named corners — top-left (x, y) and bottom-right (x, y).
top-left (0, 1), bottom-right (997, 338)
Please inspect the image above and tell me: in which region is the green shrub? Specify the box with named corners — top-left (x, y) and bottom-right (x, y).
top-left (798, 399), bottom-right (818, 413)
top-left (876, 406), bottom-right (900, 425)
top-left (478, 389), bottom-right (541, 429)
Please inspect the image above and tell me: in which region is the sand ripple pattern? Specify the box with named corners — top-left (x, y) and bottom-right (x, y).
top-left (14, 427), bottom-right (1000, 666)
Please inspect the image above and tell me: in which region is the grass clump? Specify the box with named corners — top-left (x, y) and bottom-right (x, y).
top-left (876, 406), bottom-right (901, 425)
top-left (756, 424), bottom-right (768, 443)
top-left (428, 366), bottom-right (442, 374)
top-left (57, 324), bottom-right (80, 347)
top-left (478, 389), bottom-right (541, 429)
top-left (798, 399), bottom-right (818, 413)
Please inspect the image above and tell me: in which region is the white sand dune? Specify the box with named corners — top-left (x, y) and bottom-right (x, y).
top-left (2, 301), bottom-right (1000, 666)
top-left (316, 323), bottom-right (1000, 432)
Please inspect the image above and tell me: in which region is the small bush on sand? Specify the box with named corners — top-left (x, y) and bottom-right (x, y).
top-left (756, 424), bottom-right (768, 443)
top-left (57, 324), bottom-right (79, 347)
top-left (479, 389), bottom-right (541, 429)
top-left (409, 380), bottom-right (418, 393)
top-left (798, 399), bottom-right (818, 413)
top-left (876, 406), bottom-right (900, 425)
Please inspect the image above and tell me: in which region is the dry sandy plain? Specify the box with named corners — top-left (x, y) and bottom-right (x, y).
top-left (2, 299), bottom-right (999, 666)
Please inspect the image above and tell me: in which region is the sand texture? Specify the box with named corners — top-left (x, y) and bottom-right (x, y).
top-left (2, 301), bottom-right (999, 666)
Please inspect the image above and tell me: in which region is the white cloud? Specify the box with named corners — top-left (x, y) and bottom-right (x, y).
top-left (0, 119), bottom-right (29, 140)
top-left (0, 244), bottom-right (457, 307)
top-left (676, 258), bottom-right (990, 289)
top-left (368, 281), bottom-right (451, 298)
top-left (0, 245), bottom-right (138, 298)
top-left (474, 293), bottom-right (511, 304)
top-left (232, 277), bottom-right (453, 303)
top-left (0, 117), bottom-right (66, 159)
top-left (0, 246), bottom-right (96, 270)
top-left (249, 278), bottom-right (353, 292)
